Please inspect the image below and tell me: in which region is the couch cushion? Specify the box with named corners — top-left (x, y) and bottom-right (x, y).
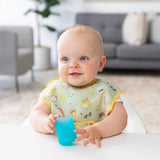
top-left (103, 27), bottom-right (122, 44)
top-left (149, 15), bottom-right (160, 44)
top-left (76, 13), bottom-right (126, 43)
top-left (117, 44), bottom-right (160, 60)
top-left (122, 12), bottom-right (148, 45)
top-left (103, 42), bottom-right (117, 58)
top-left (105, 58), bottom-right (160, 70)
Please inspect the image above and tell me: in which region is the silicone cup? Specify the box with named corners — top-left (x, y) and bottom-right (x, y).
top-left (55, 116), bottom-right (77, 146)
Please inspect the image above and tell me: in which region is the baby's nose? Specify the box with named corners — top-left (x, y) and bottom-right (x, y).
top-left (70, 61), bottom-right (79, 68)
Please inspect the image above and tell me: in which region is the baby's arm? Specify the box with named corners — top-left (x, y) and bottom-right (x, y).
top-left (30, 99), bottom-right (60, 134)
top-left (94, 102), bottom-right (127, 138)
top-left (75, 102), bottom-right (127, 148)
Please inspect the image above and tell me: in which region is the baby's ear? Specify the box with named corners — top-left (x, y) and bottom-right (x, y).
top-left (98, 56), bottom-right (106, 72)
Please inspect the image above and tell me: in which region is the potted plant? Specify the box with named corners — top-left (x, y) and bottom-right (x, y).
top-left (25, 0), bottom-right (64, 70)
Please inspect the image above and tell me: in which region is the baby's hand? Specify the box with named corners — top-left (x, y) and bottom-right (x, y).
top-left (74, 125), bottom-right (102, 148)
top-left (43, 114), bottom-right (60, 134)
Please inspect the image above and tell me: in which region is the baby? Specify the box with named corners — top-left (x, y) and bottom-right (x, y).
top-left (30, 25), bottom-right (127, 148)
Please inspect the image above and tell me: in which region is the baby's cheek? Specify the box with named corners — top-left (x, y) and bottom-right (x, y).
top-left (83, 66), bottom-right (90, 73)
top-left (83, 63), bottom-right (94, 72)
top-left (85, 65), bottom-right (97, 76)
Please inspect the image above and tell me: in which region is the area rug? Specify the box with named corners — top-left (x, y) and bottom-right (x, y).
top-left (0, 69), bottom-right (160, 134)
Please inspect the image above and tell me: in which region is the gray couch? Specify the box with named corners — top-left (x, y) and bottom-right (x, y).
top-left (58, 13), bottom-right (160, 70)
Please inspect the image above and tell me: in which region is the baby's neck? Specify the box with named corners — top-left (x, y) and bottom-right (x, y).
top-left (66, 78), bottom-right (97, 88)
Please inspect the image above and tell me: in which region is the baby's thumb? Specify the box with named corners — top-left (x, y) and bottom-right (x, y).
top-left (49, 114), bottom-right (60, 123)
top-left (54, 114), bottom-right (61, 119)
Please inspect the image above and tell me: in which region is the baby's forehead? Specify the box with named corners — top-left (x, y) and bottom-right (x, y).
top-left (58, 25), bottom-right (104, 57)
top-left (62, 27), bottom-right (101, 45)
top-left (66, 26), bottom-right (98, 38)
top-left (68, 26), bottom-right (93, 33)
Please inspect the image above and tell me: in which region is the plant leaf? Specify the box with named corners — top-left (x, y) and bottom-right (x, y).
top-left (46, 0), bottom-right (61, 6)
top-left (24, 9), bottom-right (33, 15)
top-left (43, 25), bottom-right (56, 32)
top-left (50, 12), bottom-right (60, 16)
top-left (30, 0), bottom-right (42, 3)
top-left (40, 8), bottom-right (51, 18)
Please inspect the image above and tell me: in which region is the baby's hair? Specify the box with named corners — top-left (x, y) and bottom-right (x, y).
top-left (58, 25), bottom-right (104, 56)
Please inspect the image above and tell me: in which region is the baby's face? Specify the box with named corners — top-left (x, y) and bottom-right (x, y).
top-left (57, 30), bottom-right (105, 87)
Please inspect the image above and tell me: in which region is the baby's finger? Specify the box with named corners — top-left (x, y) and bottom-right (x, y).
top-left (83, 139), bottom-right (90, 147)
top-left (54, 114), bottom-right (61, 119)
top-left (75, 133), bottom-right (88, 142)
top-left (44, 124), bottom-right (54, 133)
top-left (47, 118), bottom-right (54, 128)
top-left (74, 129), bottom-right (86, 134)
top-left (49, 114), bottom-right (56, 123)
top-left (95, 139), bottom-right (101, 148)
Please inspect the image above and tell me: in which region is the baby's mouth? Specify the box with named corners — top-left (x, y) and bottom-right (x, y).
top-left (69, 72), bottom-right (82, 76)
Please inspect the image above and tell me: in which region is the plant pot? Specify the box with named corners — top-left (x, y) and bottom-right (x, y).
top-left (33, 46), bottom-right (51, 70)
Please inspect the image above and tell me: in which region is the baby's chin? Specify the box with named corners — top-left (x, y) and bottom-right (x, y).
top-left (61, 76), bottom-right (95, 87)
top-left (66, 80), bottom-right (95, 87)
top-left (64, 80), bottom-right (89, 87)
top-left (67, 82), bottom-right (86, 87)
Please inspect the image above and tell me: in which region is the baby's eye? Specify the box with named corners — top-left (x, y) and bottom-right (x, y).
top-left (62, 57), bottom-right (69, 62)
top-left (80, 56), bottom-right (88, 61)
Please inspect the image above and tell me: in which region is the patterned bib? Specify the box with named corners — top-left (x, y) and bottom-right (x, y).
top-left (40, 78), bottom-right (124, 129)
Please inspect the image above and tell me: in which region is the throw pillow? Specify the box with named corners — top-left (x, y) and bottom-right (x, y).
top-left (150, 15), bottom-right (160, 44)
top-left (122, 12), bottom-right (148, 45)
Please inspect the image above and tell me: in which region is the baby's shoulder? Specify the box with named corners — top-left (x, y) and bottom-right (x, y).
top-left (96, 79), bottom-right (114, 87)
top-left (46, 77), bottom-right (61, 88)
top-left (96, 79), bottom-right (122, 93)
top-left (40, 78), bottom-right (62, 97)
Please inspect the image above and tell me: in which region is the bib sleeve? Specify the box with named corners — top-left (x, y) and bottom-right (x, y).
top-left (40, 78), bottom-right (59, 109)
top-left (104, 82), bottom-right (124, 117)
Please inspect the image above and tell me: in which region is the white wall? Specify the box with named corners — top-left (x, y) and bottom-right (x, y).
top-left (54, 0), bottom-right (160, 30)
top-left (0, 0), bottom-right (160, 66)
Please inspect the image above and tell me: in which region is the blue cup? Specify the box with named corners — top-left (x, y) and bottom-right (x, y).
top-left (55, 116), bottom-right (77, 146)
